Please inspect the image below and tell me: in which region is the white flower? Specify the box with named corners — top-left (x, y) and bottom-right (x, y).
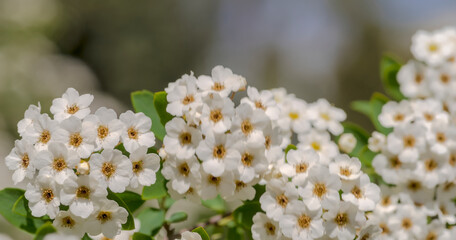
top-left (17, 103), bottom-right (41, 137)
top-left (329, 154), bottom-right (361, 181)
top-left (119, 110), bottom-right (155, 153)
top-left (356, 224), bottom-right (382, 240)
top-left (166, 73), bottom-right (202, 117)
top-left (5, 139), bottom-right (36, 184)
top-left (236, 144), bottom-right (267, 183)
top-left (85, 199), bottom-right (128, 239)
top-left (60, 175), bottom-right (108, 218)
top-left (259, 178), bottom-right (299, 221)
top-left (308, 98), bottom-right (346, 135)
top-left (199, 94), bottom-right (235, 135)
top-left (368, 131), bottom-right (386, 152)
top-left (251, 213), bottom-right (282, 240)
top-left (227, 172), bottom-right (256, 202)
top-left (297, 130), bottom-right (338, 165)
top-left (378, 100), bottom-right (413, 128)
top-left (22, 113), bottom-right (59, 150)
top-left (34, 142), bottom-right (79, 185)
top-left (197, 65), bottom-right (245, 97)
top-left (280, 148), bottom-right (318, 186)
top-left (375, 185), bottom-right (399, 214)
top-left (413, 151), bottom-right (447, 188)
top-left (279, 201), bottom-right (324, 240)
top-left (162, 156), bottom-right (201, 194)
top-left (277, 97), bottom-right (310, 134)
top-left (231, 103), bottom-right (269, 148)
top-left (397, 60), bottom-right (431, 99)
top-left (323, 202), bottom-right (364, 240)
top-left (91, 219), bottom-right (140, 240)
top-left (386, 122), bottom-right (427, 163)
top-left (411, 29), bottom-right (454, 66)
top-left (427, 63), bottom-right (456, 100)
top-left (24, 174), bottom-right (60, 219)
top-left (50, 88), bottom-right (94, 122)
top-left (436, 180), bottom-right (456, 201)
top-left (52, 211), bottom-right (86, 238)
top-left (338, 133), bottom-right (356, 154)
top-left (44, 233), bottom-right (79, 240)
top-left (388, 204), bottom-right (426, 239)
top-left (427, 120), bottom-right (456, 156)
top-left (341, 174), bottom-right (380, 211)
top-left (422, 220), bottom-right (452, 240)
top-left (196, 132), bottom-right (240, 177)
top-left (411, 98), bottom-right (448, 127)
top-left (372, 151), bottom-right (414, 185)
top-left (77, 161), bottom-right (90, 175)
top-left (199, 170), bottom-right (235, 200)
top-left (90, 149), bottom-right (132, 193)
top-left (84, 107), bottom-right (124, 151)
top-left (298, 165), bottom-right (341, 210)
top-left (163, 118), bottom-right (202, 159)
top-left (241, 87), bottom-right (280, 121)
top-left (129, 146), bottom-right (160, 188)
top-left (53, 116), bottom-right (96, 158)
top-left (176, 231), bottom-right (202, 240)
top-left (397, 174), bottom-right (434, 204)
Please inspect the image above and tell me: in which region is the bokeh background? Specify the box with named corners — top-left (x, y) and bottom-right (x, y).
top-left (1, 0), bottom-right (456, 239)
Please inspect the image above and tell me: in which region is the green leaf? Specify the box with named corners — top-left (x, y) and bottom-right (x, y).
top-left (201, 195), bottom-right (226, 214)
top-left (167, 212), bottom-right (188, 223)
top-left (227, 226), bottom-right (245, 240)
top-left (351, 92), bottom-right (392, 135)
top-left (233, 202), bottom-right (262, 230)
top-left (131, 90), bottom-right (166, 141)
top-left (132, 232), bottom-right (154, 240)
top-left (115, 191), bottom-right (145, 213)
top-left (245, 184), bottom-right (265, 203)
top-left (351, 100), bottom-right (371, 117)
top-left (137, 208), bottom-right (165, 236)
top-left (284, 144), bottom-right (297, 155)
top-left (82, 234), bottom-right (93, 240)
top-left (192, 227), bottom-right (211, 240)
top-left (107, 189), bottom-right (135, 230)
top-left (142, 171), bottom-right (167, 200)
top-left (338, 122), bottom-right (370, 157)
top-left (0, 188), bottom-right (46, 234)
top-left (153, 91), bottom-right (173, 126)
top-left (380, 55), bottom-right (405, 101)
top-left (34, 222), bottom-right (56, 240)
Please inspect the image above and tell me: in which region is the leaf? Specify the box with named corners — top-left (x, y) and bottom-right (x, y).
top-left (167, 212), bottom-right (188, 223)
top-left (227, 226), bottom-right (245, 240)
top-left (131, 90), bottom-right (166, 141)
top-left (137, 208), bottom-right (165, 236)
top-left (192, 227), bottom-right (211, 240)
top-left (351, 92), bottom-right (392, 135)
top-left (107, 189), bottom-right (135, 230)
top-left (351, 100), bottom-right (371, 117)
top-left (338, 122), bottom-right (370, 157)
top-left (0, 188), bottom-right (46, 234)
top-left (142, 171), bottom-right (167, 200)
top-left (380, 55), bottom-right (405, 101)
top-left (115, 191), bottom-right (145, 213)
top-left (284, 144), bottom-right (297, 155)
top-left (34, 222), bottom-right (56, 240)
top-left (245, 184), bottom-right (265, 203)
top-left (132, 232), bottom-right (154, 240)
top-left (82, 234), bottom-right (93, 240)
top-left (201, 195), bottom-right (226, 214)
top-left (153, 91), bottom-right (173, 126)
top-left (233, 202), bottom-right (262, 230)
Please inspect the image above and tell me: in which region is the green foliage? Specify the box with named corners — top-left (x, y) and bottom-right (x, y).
top-left (132, 232), bottom-right (154, 240)
top-left (82, 234), bottom-right (93, 240)
top-left (0, 188), bottom-right (46, 234)
top-left (153, 91), bottom-right (174, 126)
top-left (192, 227), bottom-right (211, 240)
top-left (107, 189), bottom-right (136, 230)
top-left (351, 92), bottom-right (392, 134)
top-left (167, 212), bottom-right (188, 223)
top-left (115, 191), bottom-right (145, 213)
top-left (142, 171), bottom-right (167, 200)
top-left (201, 195), bottom-right (226, 214)
top-left (337, 122), bottom-right (369, 157)
top-left (34, 222), bottom-right (56, 240)
top-left (284, 144), bottom-right (297, 155)
top-left (380, 55), bottom-right (405, 101)
top-left (137, 208), bottom-right (165, 236)
top-left (233, 202), bottom-right (262, 230)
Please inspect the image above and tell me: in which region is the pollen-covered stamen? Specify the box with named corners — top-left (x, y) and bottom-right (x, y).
top-left (295, 163), bottom-right (308, 173)
top-left (42, 189), bottom-right (54, 203)
top-left (101, 162), bottom-right (116, 178)
top-left (436, 132), bottom-right (446, 143)
top-left (255, 101), bottom-right (266, 110)
top-left (179, 132), bottom-right (192, 145)
top-left (449, 154), bottom-right (456, 166)
top-left (53, 157), bottom-right (67, 171)
top-left (403, 135), bottom-right (416, 148)
top-left (182, 95), bottom-right (195, 105)
top-left (288, 112), bottom-right (299, 120)
top-left (351, 185), bottom-right (363, 199)
top-left (443, 182), bottom-right (455, 191)
top-left (39, 130), bottom-right (51, 144)
top-left (96, 211), bottom-right (112, 223)
top-left (335, 213), bottom-right (348, 226)
top-left (241, 119), bottom-right (253, 135)
top-left (208, 175), bottom-right (221, 186)
top-left (381, 196), bottom-right (391, 206)
top-left (76, 186), bottom-right (91, 199)
top-left (440, 74), bottom-right (450, 84)
top-left (415, 74), bottom-right (423, 84)
top-left (313, 183), bottom-right (327, 198)
top-left (423, 112), bottom-right (434, 121)
top-left (389, 156), bottom-right (402, 169)
top-left (424, 158), bottom-right (438, 172)
top-left (276, 193), bottom-right (288, 208)
top-left (97, 125), bottom-right (109, 139)
top-left (407, 180), bottom-right (422, 192)
top-left (21, 154), bottom-right (30, 168)
top-left (241, 153), bottom-right (254, 167)
top-left (178, 162), bottom-right (190, 176)
top-left (235, 180), bottom-right (247, 192)
top-left (265, 136), bottom-right (271, 149)
top-left (320, 113), bottom-right (330, 121)
top-left (210, 109), bottom-right (223, 123)
top-left (61, 216), bottom-right (76, 229)
top-left (212, 145), bottom-right (226, 159)
top-left (69, 133), bottom-right (83, 147)
top-left (132, 160), bottom-right (144, 174)
top-left (186, 187), bottom-right (194, 195)
top-left (428, 43), bottom-right (439, 52)
top-left (379, 223), bottom-right (390, 234)
top-left (212, 82), bottom-right (225, 91)
top-left (128, 127), bottom-right (139, 140)
top-left (298, 214), bottom-right (311, 229)
top-left (426, 232), bottom-right (437, 240)
top-left (264, 222), bottom-right (276, 235)
top-left (393, 113), bottom-right (405, 122)
top-left (339, 167), bottom-right (351, 177)
top-left (401, 218), bottom-right (413, 230)
top-left (311, 142), bottom-right (321, 151)
top-left (66, 104), bottom-right (79, 114)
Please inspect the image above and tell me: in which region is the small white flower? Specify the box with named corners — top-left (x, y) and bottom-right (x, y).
top-left (84, 107), bottom-right (124, 151)
top-left (280, 148), bottom-right (318, 186)
top-left (5, 139), bottom-right (36, 184)
top-left (378, 100), bottom-right (413, 128)
top-left (372, 151), bottom-right (414, 185)
top-left (163, 118), bottom-right (202, 159)
top-left (397, 60), bottom-right (431, 99)
top-left (50, 88), bottom-right (94, 122)
top-left (44, 233), bottom-right (79, 240)
top-left (368, 131), bottom-right (386, 152)
top-left (85, 199), bottom-right (128, 239)
top-left (338, 133), bottom-right (356, 154)
top-left (24, 174), bottom-right (60, 219)
top-left (427, 63), bottom-right (456, 100)
top-left (34, 142), bottom-right (79, 185)
top-left (375, 185), bottom-right (399, 214)
top-left (297, 130), bottom-right (338, 165)
top-left (162, 156), bottom-right (201, 194)
top-left (90, 219), bottom-right (140, 240)
top-left (356, 224), bottom-right (382, 240)
top-left (119, 110), bottom-right (156, 153)
top-left (90, 149), bottom-right (132, 193)
top-left (329, 154), bottom-right (361, 181)
top-left (388, 204), bottom-right (426, 239)
top-left (53, 211), bottom-right (86, 238)
top-left (341, 174), bottom-right (380, 211)
top-left (279, 201), bottom-right (324, 240)
top-left (236, 144), bottom-right (267, 183)
top-left (277, 97), bottom-right (310, 134)
top-left (231, 103), bottom-right (269, 148)
top-left (129, 146), bottom-right (160, 188)
top-left (176, 231), bottom-right (202, 240)
top-left (251, 213), bottom-right (282, 240)
top-left (323, 202), bottom-right (364, 240)
top-left (199, 170), bottom-right (235, 200)
top-left (397, 174), bottom-right (434, 204)
top-left (411, 29), bottom-right (454, 67)
top-left (60, 175), bottom-right (108, 218)
top-left (308, 98), bottom-right (346, 135)
top-left (259, 178), bottom-right (299, 221)
top-left (17, 103), bottom-right (41, 137)
top-left (227, 172), bottom-right (256, 202)
top-left (22, 113), bottom-right (59, 150)
top-left (426, 120), bottom-right (456, 156)
top-left (77, 160), bottom-right (90, 175)
top-left (386, 122), bottom-right (427, 163)
top-left (413, 151), bottom-right (447, 188)
top-left (197, 65), bottom-right (245, 97)
top-left (241, 87), bottom-right (280, 121)
top-left (53, 116), bottom-right (96, 158)
top-left (166, 73), bottom-right (202, 117)
top-left (199, 94), bottom-right (235, 135)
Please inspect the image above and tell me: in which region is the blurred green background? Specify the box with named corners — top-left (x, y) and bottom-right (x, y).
top-left (1, 0), bottom-right (456, 238)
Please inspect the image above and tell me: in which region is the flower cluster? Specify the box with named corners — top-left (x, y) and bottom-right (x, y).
top-left (5, 88), bottom-right (159, 239)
